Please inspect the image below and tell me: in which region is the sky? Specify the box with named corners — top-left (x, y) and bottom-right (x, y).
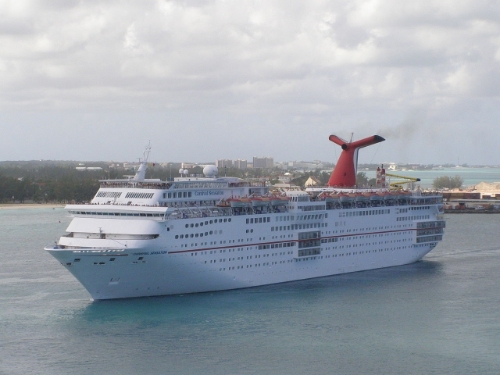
top-left (1, 0), bottom-right (500, 166)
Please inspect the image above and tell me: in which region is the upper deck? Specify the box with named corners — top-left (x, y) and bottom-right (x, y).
top-left (69, 187), bottom-right (443, 223)
top-left (90, 175), bottom-right (269, 208)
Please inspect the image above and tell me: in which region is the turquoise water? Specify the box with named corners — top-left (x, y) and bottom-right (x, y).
top-left (1, 208), bottom-right (499, 374)
top-left (371, 167), bottom-right (500, 188)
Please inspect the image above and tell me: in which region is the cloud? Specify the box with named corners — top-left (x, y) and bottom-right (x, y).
top-left (1, 0), bottom-right (500, 164)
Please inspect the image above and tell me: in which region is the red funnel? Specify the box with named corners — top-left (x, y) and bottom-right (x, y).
top-left (327, 134), bottom-right (385, 187)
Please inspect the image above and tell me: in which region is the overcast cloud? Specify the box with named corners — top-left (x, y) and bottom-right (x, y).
top-left (1, 0), bottom-right (499, 165)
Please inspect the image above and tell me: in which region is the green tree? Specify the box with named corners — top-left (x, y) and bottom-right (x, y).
top-left (433, 175), bottom-right (463, 189)
top-left (318, 171), bottom-right (331, 185)
top-left (356, 172), bottom-right (376, 187)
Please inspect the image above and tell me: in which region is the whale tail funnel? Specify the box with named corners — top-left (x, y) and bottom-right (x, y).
top-left (327, 134), bottom-right (385, 187)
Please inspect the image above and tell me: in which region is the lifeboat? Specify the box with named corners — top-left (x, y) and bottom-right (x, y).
top-left (379, 192), bottom-right (393, 200)
top-left (339, 193), bottom-right (354, 203)
top-left (354, 193), bottom-right (368, 202)
top-left (270, 196), bottom-right (289, 206)
top-left (325, 193), bottom-right (340, 203)
top-left (250, 197), bottom-right (269, 207)
top-left (227, 198), bottom-right (251, 208)
top-left (216, 199), bottom-right (231, 207)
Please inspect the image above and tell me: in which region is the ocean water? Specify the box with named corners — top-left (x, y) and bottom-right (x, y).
top-left (378, 167), bottom-right (500, 189)
top-left (1, 208), bottom-right (499, 375)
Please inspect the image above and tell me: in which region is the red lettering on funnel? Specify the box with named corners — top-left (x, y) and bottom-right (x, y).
top-left (327, 134), bottom-right (385, 187)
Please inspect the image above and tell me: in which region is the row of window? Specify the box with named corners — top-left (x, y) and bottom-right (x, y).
top-left (96, 191), bottom-right (122, 198)
top-left (220, 261), bottom-right (290, 271)
top-left (173, 182), bottom-right (227, 189)
top-left (321, 238), bottom-right (339, 243)
top-left (416, 235), bottom-right (442, 243)
top-left (69, 211), bottom-right (163, 217)
top-left (298, 204), bottom-right (326, 211)
top-left (175, 227), bottom-right (412, 249)
top-left (271, 226), bottom-right (290, 231)
top-left (292, 223), bottom-right (325, 230)
top-left (417, 220), bottom-right (446, 229)
top-left (290, 196), bottom-right (310, 202)
top-left (297, 248), bottom-right (321, 257)
top-left (298, 231), bottom-right (321, 240)
top-left (193, 246), bottom-right (413, 268)
top-left (417, 228), bottom-right (444, 236)
top-left (175, 231), bottom-right (215, 239)
top-left (125, 192), bottom-right (154, 199)
top-left (164, 200), bottom-right (219, 208)
top-left (165, 191), bottom-right (193, 199)
top-left (294, 213), bottom-right (326, 221)
top-left (246, 217), bottom-right (271, 224)
top-left (170, 219), bottom-right (437, 252)
top-left (184, 218), bottom-right (231, 228)
top-left (396, 215), bottom-right (430, 221)
top-left (259, 242), bottom-right (295, 250)
top-left (298, 240), bottom-right (321, 249)
top-left (276, 215), bottom-right (291, 222)
top-left (339, 209), bottom-right (390, 218)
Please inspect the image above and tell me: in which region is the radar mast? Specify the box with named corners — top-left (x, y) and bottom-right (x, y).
top-left (132, 142), bottom-right (151, 182)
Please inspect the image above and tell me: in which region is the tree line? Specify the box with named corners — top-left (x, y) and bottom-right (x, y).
top-left (0, 162), bottom-right (463, 203)
top-left (0, 163), bottom-right (209, 203)
top-left (0, 166), bottom-right (105, 203)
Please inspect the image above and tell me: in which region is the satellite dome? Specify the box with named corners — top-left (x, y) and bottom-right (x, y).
top-left (203, 165), bottom-right (218, 177)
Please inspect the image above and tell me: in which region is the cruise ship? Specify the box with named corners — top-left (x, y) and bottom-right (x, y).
top-left (45, 134), bottom-right (445, 300)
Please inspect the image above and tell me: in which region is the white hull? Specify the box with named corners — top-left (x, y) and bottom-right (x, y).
top-left (46, 201), bottom-right (443, 300)
top-left (47, 245), bottom-right (434, 300)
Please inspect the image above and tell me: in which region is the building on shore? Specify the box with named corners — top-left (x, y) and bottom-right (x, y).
top-left (305, 176), bottom-right (322, 187)
top-left (253, 156), bottom-right (274, 169)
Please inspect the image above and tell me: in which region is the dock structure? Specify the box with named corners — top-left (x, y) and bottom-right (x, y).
top-left (442, 182), bottom-right (500, 212)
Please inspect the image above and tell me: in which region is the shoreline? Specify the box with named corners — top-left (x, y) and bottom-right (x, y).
top-left (0, 203), bottom-right (65, 210)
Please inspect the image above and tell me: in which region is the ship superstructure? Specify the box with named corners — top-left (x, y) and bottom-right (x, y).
top-left (46, 135), bottom-right (445, 300)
